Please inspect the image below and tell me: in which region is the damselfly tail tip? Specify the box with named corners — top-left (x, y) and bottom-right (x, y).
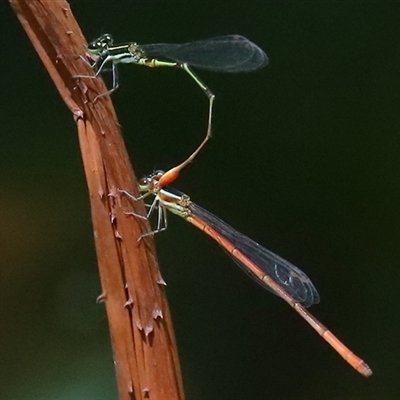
top-left (359, 361), bottom-right (373, 378)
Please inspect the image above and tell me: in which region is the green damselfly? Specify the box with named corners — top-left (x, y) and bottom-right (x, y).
top-left (76, 34), bottom-right (268, 153)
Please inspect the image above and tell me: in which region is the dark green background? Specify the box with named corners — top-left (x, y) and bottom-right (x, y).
top-left (1, 1), bottom-right (398, 399)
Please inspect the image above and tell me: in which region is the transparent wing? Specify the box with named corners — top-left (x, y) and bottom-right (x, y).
top-left (141, 35), bottom-right (268, 73)
top-left (190, 203), bottom-right (320, 307)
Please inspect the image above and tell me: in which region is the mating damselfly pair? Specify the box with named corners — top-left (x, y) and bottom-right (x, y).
top-left (76, 33), bottom-right (372, 377)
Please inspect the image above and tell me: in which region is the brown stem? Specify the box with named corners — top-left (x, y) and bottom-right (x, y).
top-left (8, 1), bottom-right (185, 399)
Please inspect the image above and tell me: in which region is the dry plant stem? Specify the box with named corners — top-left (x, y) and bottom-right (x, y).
top-left (9, 1), bottom-right (184, 399)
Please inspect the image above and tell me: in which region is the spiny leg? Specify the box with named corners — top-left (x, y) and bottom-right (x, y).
top-left (118, 188), bottom-right (151, 220)
top-left (74, 55), bottom-right (109, 79)
top-left (93, 62), bottom-right (120, 101)
top-left (138, 203), bottom-right (168, 240)
top-left (74, 56), bottom-right (119, 100)
top-left (120, 190), bottom-right (168, 239)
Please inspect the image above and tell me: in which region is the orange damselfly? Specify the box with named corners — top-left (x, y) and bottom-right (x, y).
top-left (120, 166), bottom-right (372, 377)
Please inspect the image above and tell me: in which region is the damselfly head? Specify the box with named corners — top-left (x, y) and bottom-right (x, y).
top-left (88, 33), bottom-right (114, 54)
top-left (138, 171), bottom-right (165, 193)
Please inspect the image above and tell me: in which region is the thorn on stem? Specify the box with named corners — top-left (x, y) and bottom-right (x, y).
top-left (96, 292), bottom-right (106, 303)
top-left (157, 276), bottom-right (167, 286)
top-left (73, 109), bottom-right (84, 121)
top-left (144, 324), bottom-right (154, 337)
top-left (153, 308), bottom-right (164, 320)
top-left (124, 298), bottom-right (134, 309)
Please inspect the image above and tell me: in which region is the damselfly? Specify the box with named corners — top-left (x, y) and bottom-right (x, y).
top-left (120, 170), bottom-right (372, 377)
top-left (76, 34), bottom-right (268, 143)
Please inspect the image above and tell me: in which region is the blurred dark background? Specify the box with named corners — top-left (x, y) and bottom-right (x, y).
top-left (1, 1), bottom-right (398, 399)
